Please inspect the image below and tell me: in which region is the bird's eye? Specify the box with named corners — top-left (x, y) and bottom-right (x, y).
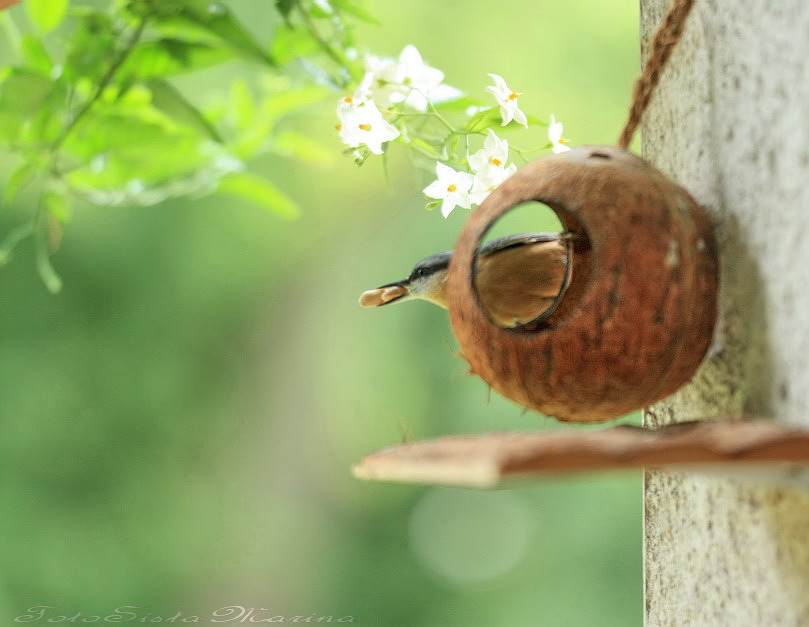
top-left (410, 267), bottom-right (427, 280)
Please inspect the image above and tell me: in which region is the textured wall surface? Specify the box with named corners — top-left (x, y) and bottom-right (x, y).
top-left (641, 0), bottom-right (809, 625)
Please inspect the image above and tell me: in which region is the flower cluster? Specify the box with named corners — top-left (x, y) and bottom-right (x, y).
top-left (424, 129), bottom-right (518, 217)
top-left (335, 45), bottom-right (572, 218)
top-left (362, 45), bottom-right (458, 111)
top-left (336, 76), bottom-right (400, 155)
top-left (336, 45), bottom-right (446, 155)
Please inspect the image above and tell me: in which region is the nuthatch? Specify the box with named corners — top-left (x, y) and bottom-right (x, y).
top-left (359, 232), bottom-right (572, 328)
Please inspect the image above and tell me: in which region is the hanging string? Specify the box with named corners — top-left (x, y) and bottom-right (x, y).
top-left (618, 0), bottom-right (696, 150)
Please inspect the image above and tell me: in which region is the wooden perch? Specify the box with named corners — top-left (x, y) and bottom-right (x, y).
top-left (352, 420), bottom-right (809, 488)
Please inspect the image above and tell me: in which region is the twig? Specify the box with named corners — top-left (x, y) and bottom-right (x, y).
top-left (51, 16), bottom-right (148, 152)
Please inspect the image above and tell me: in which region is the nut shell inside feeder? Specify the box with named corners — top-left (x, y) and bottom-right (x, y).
top-left (447, 146), bottom-right (718, 423)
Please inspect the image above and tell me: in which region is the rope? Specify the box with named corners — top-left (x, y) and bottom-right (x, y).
top-left (618, 0), bottom-right (696, 150)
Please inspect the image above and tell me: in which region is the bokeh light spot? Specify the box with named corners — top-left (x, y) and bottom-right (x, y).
top-left (408, 487), bottom-right (532, 588)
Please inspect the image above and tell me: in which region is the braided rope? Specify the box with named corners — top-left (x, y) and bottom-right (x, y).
top-left (618, 0), bottom-right (696, 150)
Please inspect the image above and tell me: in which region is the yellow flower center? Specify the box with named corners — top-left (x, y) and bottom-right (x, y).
top-left (447, 184), bottom-right (457, 193)
top-left (490, 158), bottom-right (502, 166)
top-left (335, 124), bottom-right (342, 131)
top-left (560, 136), bottom-right (568, 144)
top-left (344, 96), bottom-right (353, 103)
top-left (359, 123), bottom-right (372, 131)
top-left (508, 92), bottom-right (519, 101)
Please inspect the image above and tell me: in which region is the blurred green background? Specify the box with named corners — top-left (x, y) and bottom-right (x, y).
top-left (0, 1), bottom-right (641, 625)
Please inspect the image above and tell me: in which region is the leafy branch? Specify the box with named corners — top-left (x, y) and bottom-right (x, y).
top-left (0, 0), bottom-right (368, 291)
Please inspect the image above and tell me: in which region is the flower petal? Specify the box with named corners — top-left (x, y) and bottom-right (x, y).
top-left (512, 107), bottom-right (528, 128)
top-left (441, 197), bottom-right (457, 218)
top-left (423, 180), bottom-right (448, 199)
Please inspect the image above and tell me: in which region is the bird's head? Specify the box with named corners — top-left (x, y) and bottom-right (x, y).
top-left (359, 250), bottom-right (452, 309)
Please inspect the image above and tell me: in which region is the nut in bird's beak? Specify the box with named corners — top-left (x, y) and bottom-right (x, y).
top-left (359, 280), bottom-right (410, 307)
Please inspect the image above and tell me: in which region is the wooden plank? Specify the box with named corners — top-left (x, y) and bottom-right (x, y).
top-left (352, 420), bottom-right (809, 488)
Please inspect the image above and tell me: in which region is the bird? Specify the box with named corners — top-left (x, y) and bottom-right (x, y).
top-left (359, 232), bottom-right (573, 328)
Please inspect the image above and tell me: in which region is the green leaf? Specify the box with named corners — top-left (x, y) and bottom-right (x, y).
top-left (121, 39), bottom-right (234, 80)
top-left (463, 106), bottom-right (502, 133)
top-left (63, 105), bottom-right (214, 187)
top-left (230, 78), bottom-right (256, 131)
top-left (20, 34), bottom-right (53, 74)
top-left (0, 112), bottom-right (20, 146)
top-left (3, 162), bottom-right (37, 207)
top-left (331, 0), bottom-right (381, 24)
top-left (124, 0), bottom-right (155, 19)
top-left (0, 69), bottom-right (56, 113)
top-left (275, 0), bottom-right (295, 21)
top-left (0, 69), bottom-right (62, 145)
top-left (148, 79), bottom-right (224, 142)
top-left (64, 10), bottom-right (117, 83)
top-left (269, 25), bottom-right (319, 66)
top-left (272, 131), bottom-right (333, 166)
top-left (217, 172), bottom-right (299, 219)
top-left (156, 4), bottom-right (276, 67)
top-left (26, 0), bottom-right (68, 33)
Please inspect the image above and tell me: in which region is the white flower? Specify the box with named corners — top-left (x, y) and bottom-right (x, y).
top-left (467, 130), bottom-right (517, 204)
top-left (548, 114), bottom-right (571, 153)
top-left (423, 162), bottom-right (475, 218)
top-left (394, 45), bottom-right (445, 107)
top-left (468, 129), bottom-right (510, 174)
top-left (363, 54), bottom-right (401, 110)
top-left (469, 165), bottom-right (517, 205)
top-left (486, 73), bottom-right (528, 128)
top-left (337, 72), bottom-right (373, 113)
top-left (364, 45), bottom-right (449, 111)
top-left (336, 97), bottom-right (400, 155)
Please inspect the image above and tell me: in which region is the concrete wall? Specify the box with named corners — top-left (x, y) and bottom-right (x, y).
top-left (641, 0), bottom-right (809, 624)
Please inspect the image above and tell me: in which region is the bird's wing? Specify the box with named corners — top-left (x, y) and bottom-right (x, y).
top-left (478, 232), bottom-right (564, 257)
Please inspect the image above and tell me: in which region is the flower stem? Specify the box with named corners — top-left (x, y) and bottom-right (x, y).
top-left (401, 138), bottom-right (441, 160)
top-left (0, 221), bottom-right (34, 266)
top-left (510, 144), bottom-right (552, 163)
top-left (34, 193), bottom-right (61, 294)
top-left (425, 99), bottom-right (456, 134)
top-left (294, 1), bottom-right (359, 84)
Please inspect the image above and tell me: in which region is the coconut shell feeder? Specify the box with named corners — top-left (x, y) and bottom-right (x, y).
top-left (353, 0), bottom-right (809, 485)
top-left (448, 146), bottom-right (718, 423)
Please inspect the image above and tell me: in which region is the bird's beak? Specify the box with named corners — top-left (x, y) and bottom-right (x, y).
top-left (359, 279), bottom-right (412, 307)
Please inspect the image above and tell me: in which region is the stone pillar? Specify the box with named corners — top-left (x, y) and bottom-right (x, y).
top-left (641, 0), bottom-right (809, 624)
